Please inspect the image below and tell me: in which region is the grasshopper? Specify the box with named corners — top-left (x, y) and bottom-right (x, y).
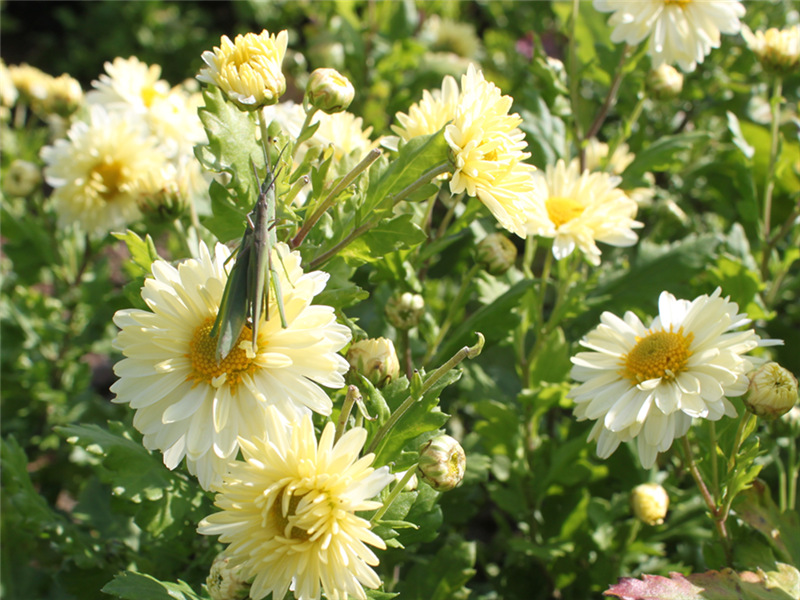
top-left (211, 147), bottom-right (289, 362)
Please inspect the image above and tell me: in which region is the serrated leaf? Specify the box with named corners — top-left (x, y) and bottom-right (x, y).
top-left (102, 571), bottom-right (203, 600)
top-left (604, 563), bottom-right (800, 600)
top-left (112, 230), bottom-right (162, 277)
top-left (58, 423), bottom-right (175, 503)
top-left (341, 214), bottom-right (427, 264)
top-left (735, 480), bottom-right (800, 566)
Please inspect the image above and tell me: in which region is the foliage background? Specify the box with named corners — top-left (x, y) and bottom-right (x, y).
top-left (2, 1), bottom-right (799, 600)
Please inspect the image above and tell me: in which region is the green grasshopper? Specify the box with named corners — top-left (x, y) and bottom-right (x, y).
top-left (210, 148), bottom-right (289, 362)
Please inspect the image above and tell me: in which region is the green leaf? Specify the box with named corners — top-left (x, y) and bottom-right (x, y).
top-left (58, 423), bottom-right (176, 503)
top-left (621, 132), bottom-right (711, 185)
top-left (102, 571), bottom-right (203, 600)
top-left (360, 130), bottom-right (449, 222)
top-left (341, 214), bottom-right (427, 264)
top-left (434, 279), bottom-right (534, 364)
top-left (735, 480), bottom-right (800, 566)
top-left (399, 536), bottom-right (476, 600)
top-left (112, 229), bottom-right (162, 277)
top-left (727, 110), bottom-right (755, 160)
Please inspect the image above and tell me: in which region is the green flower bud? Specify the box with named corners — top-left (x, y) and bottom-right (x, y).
top-left (306, 68), bottom-right (354, 114)
top-left (346, 337), bottom-right (400, 387)
top-left (647, 64), bottom-right (683, 100)
top-left (3, 159), bottom-right (42, 197)
top-left (630, 483), bottom-right (669, 526)
top-left (418, 434), bottom-right (466, 492)
top-left (476, 233), bottom-right (517, 275)
top-left (206, 553), bottom-right (250, 600)
top-left (744, 362), bottom-right (798, 420)
top-left (385, 292), bottom-right (424, 330)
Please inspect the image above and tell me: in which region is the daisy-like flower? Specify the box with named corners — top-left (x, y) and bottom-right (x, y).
top-left (392, 74), bottom-right (459, 142)
top-left (525, 159), bottom-right (642, 265)
top-left (445, 64), bottom-right (537, 238)
top-left (570, 288), bottom-right (776, 468)
top-left (577, 138), bottom-right (655, 206)
top-left (111, 242), bottom-right (351, 489)
top-left (594, 0), bottom-right (746, 72)
top-left (197, 30), bottom-right (288, 110)
top-left (198, 406), bottom-right (394, 600)
top-left (40, 105), bottom-right (168, 237)
top-left (741, 24), bottom-right (800, 74)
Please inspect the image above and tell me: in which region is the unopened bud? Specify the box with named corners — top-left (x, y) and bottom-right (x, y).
top-left (306, 68), bottom-right (355, 114)
top-left (3, 159), bottom-right (42, 197)
top-left (385, 292), bottom-right (424, 330)
top-left (206, 553), bottom-right (249, 600)
top-left (476, 233), bottom-right (517, 275)
top-left (347, 337), bottom-right (400, 387)
top-left (630, 483), bottom-right (669, 526)
top-left (744, 362), bottom-right (798, 419)
top-left (44, 73), bottom-right (83, 117)
top-left (418, 434), bottom-right (466, 492)
top-left (647, 64), bottom-right (683, 100)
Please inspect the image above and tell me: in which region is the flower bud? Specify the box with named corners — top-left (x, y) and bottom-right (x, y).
top-left (44, 73), bottom-right (83, 117)
top-left (744, 362), bottom-right (798, 419)
top-left (418, 434), bottom-right (466, 492)
top-left (206, 553), bottom-right (250, 600)
top-left (630, 483), bottom-right (669, 526)
top-left (3, 159), bottom-right (42, 197)
top-left (647, 64), bottom-right (684, 100)
top-left (306, 68), bottom-right (354, 114)
top-left (742, 25), bottom-right (800, 75)
top-left (476, 233), bottom-right (517, 275)
top-left (385, 292), bottom-right (424, 330)
top-left (346, 337), bottom-right (400, 387)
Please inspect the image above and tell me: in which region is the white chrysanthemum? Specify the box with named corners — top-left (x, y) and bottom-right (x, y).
top-left (445, 64), bottom-right (537, 238)
top-left (392, 74), bottom-right (460, 141)
top-left (198, 407), bottom-right (394, 600)
top-left (575, 139), bottom-right (655, 206)
top-left (198, 30), bottom-right (288, 110)
top-left (40, 105), bottom-right (168, 237)
top-left (0, 60), bottom-right (18, 109)
top-left (741, 24), bottom-right (800, 74)
top-left (594, 0), bottom-right (745, 72)
top-left (570, 288), bottom-right (773, 468)
top-left (111, 242), bottom-right (352, 489)
top-left (312, 110), bottom-right (377, 163)
top-left (525, 159), bottom-right (642, 265)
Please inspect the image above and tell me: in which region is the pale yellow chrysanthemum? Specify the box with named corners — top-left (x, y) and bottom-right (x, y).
top-left (741, 24), bottom-right (800, 74)
top-left (198, 407), bottom-right (394, 600)
top-left (312, 110), bottom-right (377, 163)
top-left (577, 138), bottom-right (655, 206)
top-left (420, 15), bottom-right (482, 59)
top-left (445, 64), bottom-right (537, 238)
top-left (198, 30), bottom-right (288, 110)
top-left (0, 60), bottom-right (18, 109)
top-left (392, 74), bottom-right (459, 142)
top-left (594, 0), bottom-right (745, 72)
top-left (570, 289), bottom-right (774, 468)
top-left (40, 105), bottom-right (168, 237)
top-left (111, 242), bottom-right (351, 490)
top-left (525, 159), bottom-right (642, 265)
top-left (41, 73), bottom-right (83, 117)
top-left (88, 57), bottom-right (206, 157)
top-left (8, 63), bottom-right (51, 105)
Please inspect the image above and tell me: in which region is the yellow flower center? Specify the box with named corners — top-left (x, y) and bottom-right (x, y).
top-left (140, 85), bottom-right (166, 108)
top-left (186, 317), bottom-right (258, 395)
top-left (270, 489), bottom-right (313, 541)
top-left (664, 0), bottom-right (691, 7)
top-left (90, 160), bottom-right (125, 202)
top-left (623, 328), bottom-right (694, 383)
top-left (546, 196), bottom-right (585, 227)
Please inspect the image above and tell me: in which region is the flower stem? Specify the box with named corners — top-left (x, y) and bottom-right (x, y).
top-left (291, 148), bottom-right (382, 249)
top-left (366, 333), bottom-right (485, 456)
top-left (727, 411), bottom-right (757, 474)
top-left (370, 465), bottom-right (418, 524)
top-left (760, 76), bottom-right (784, 281)
top-left (335, 385), bottom-right (361, 443)
top-left (568, 0), bottom-right (582, 158)
top-left (584, 46), bottom-right (632, 148)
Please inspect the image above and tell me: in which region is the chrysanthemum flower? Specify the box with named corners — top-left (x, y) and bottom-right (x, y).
top-left (570, 288), bottom-right (775, 468)
top-left (392, 74), bottom-right (459, 141)
top-left (445, 64), bottom-right (537, 238)
top-left (197, 30), bottom-right (288, 110)
top-left (198, 407), bottom-right (394, 600)
top-left (312, 110), bottom-right (377, 163)
top-left (576, 138), bottom-right (655, 206)
top-left (594, 0), bottom-right (746, 72)
top-left (741, 24), bottom-right (800, 74)
top-left (40, 105), bottom-right (168, 237)
top-left (525, 159), bottom-right (642, 265)
top-left (111, 242), bottom-right (351, 489)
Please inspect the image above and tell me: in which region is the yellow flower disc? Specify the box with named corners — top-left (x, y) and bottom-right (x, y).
top-left (187, 317), bottom-right (257, 393)
top-left (546, 196), bottom-right (585, 227)
top-left (623, 328), bottom-right (694, 383)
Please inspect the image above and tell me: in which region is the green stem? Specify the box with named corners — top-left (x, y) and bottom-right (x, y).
top-left (370, 465), bottom-right (418, 524)
top-left (789, 431), bottom-right (798, 511)
top-left (584, 46), bottom-right (632, 146)
top-left (764, 197), bottom-right (800, 307)
top-left (710, 421), bottom-right (720, 502)
top-left (435, 191), bottom-right (463, 240)
top-left (568, 0), bottom-right (582, 162)
top-left (366, 334), bottom-right (484, 456)
top-left (727, 412), bottom-right (757, 474)
top-left (335, 385), bottom-right (361, 443)
top-left (760, 76), bottom-right (784, 281)
top-left (291, 148), bottom-right (382, 249)
top-left (293, 104), bottom-right (320, 159)
top-left (423, 263), bottom-right (481, 365)
top-left (525, 249), bottom-right (553, 386)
